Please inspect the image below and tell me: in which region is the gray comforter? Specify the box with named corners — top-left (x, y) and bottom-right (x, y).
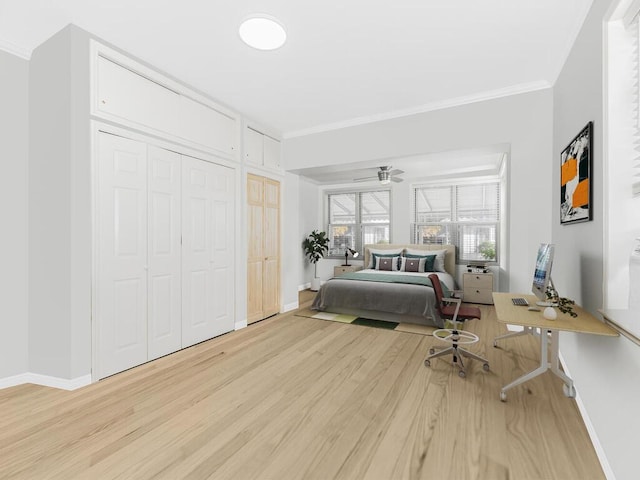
top-left (311, 271), bottom-right (448, 327)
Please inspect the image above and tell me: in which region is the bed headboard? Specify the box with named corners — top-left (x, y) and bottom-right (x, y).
top-left (363, 244), bottom-right (456, 276)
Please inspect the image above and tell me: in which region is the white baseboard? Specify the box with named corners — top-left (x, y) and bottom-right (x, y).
top-left (558, 353), bottom-right (615, 480)
top-left (235, 319), bottom-right (248, 330)
top-left (298, 283), bottom-right (311, 291)
top-left (282, 301), bottom-right (299, 312)
top-left (0, 372), bottom-right (92, 391)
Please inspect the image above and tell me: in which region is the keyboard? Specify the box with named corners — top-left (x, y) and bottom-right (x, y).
top-left (511, 297), bottom-right (529, 306)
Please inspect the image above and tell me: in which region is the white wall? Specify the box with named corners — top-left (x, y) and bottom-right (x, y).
top-left (281, 172), bottom-right (301, 309)
top-left (553, 1), bottom-right (640, 479)
top-left (29, 25), bottom-right (92, 380)
top-left (297, 176), bottom-right (322, 287)
top-left (285, 90), bottom-right (554, 295)
top-left (0, 50), bottom-right (29, 379)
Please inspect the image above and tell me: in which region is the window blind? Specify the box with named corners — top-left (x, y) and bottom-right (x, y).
top-left (624, 0), bottom-right (640, 196)
top-left (412, 182), bottom-right (500, 263)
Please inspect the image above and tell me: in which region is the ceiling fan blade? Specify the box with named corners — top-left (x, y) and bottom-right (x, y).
top-left (353, 175), bottom-right (377, 182)
top-left (391, 176), bottom-right (404, 183)
top-left (389, 169), bottom-right (404, 176)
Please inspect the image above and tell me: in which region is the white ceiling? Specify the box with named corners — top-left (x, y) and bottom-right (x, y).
top-left (0, 0), bottom-right (592, 138)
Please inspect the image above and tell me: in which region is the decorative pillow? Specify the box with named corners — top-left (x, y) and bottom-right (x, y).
top-left (403, 258), bottom-right (424, 272)
top-left (367, 248), bottom-right (402, 268)
top-left (377, 257), bottom-right (395, 271)
top-left (376, 255), bottom-right (400, 271)
top-left (404, 253), bottom-right (436, 272)
top-left (404, 248), bottom-right (447, 272)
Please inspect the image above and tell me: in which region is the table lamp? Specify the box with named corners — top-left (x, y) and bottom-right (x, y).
top-left (343, 247), bottom-right (359, 266)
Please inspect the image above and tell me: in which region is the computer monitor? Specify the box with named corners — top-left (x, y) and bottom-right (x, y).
top-left (532, 243), bottom-right (556, 306)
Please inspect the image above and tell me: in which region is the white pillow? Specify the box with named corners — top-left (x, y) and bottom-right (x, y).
top-left (367, 247), bottom-right (403, 268)
top-left (375, 255), bottom-right (401, 271)
top-left (404, 247), bottom-right (447, 272)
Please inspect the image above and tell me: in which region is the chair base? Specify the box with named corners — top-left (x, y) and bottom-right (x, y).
top-left (425, 343), bottom-right (490, 378)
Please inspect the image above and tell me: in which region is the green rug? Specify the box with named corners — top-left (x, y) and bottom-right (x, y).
top-left (295, 308), bottom-right (437, 336)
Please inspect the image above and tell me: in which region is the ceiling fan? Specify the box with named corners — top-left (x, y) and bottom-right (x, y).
top-left (354, 166), bottom-right (405, 184)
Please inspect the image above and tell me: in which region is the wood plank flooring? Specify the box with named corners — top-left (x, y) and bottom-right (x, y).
top-left (0, 294), bottom-right (604, 479)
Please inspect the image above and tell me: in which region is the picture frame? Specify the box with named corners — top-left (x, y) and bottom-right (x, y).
top-left (560, 122), bottom-right (593, 225)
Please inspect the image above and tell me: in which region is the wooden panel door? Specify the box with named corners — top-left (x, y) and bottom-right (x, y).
top-left (262, 178), bottom-right (280, 317)
top-left (247, 174), bottom-right (280, 323)
top-left (147, 146), bottom-right (182, 360)
top-left (182, 157), bottom-right (235, 347)
top-left (247, 174), bottom-right (264, 323)
top-left (97, 132), bottom-right (148, 379)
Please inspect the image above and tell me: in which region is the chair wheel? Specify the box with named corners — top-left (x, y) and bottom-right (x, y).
top-left (500, 391), bottom-right (507, 402)
top-left (458, 369), bottom-right (466, 378)
top-left (483, 363), bottom-right (490, 371)
top-left (493, 341), bottom-right (498, 348)
top-left (429, 348), bottom-right (435, 354)
top-left (424, 359), bottom-right (431, 367)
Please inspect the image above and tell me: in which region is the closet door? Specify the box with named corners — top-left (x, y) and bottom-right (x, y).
top-left (147, 146), bottom-right (182, 360)
top-left (97, 133), bottom-right (148, 379)
top-left (262, 178), bottom-right (280, 317)
top-left (246, 174), bottom-right (280, 323)
top-left (247, 174), bottom-right (264, 323)
top-left (182, 157), bottom-right (235, 347)
top-left (210, 163), bottom-right (235, 337)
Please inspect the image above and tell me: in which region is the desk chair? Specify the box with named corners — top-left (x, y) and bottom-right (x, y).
top-left (424, 273), bottom-right (490, 378)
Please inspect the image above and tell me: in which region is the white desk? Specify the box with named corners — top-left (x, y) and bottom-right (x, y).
top-left (493, 293), bottom-right (618, 402)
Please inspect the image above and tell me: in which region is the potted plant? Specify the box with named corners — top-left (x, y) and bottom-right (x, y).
top-left (545, 285), bottom-right (577, 317)
top-left (303, 230), bottom-right (330, 291)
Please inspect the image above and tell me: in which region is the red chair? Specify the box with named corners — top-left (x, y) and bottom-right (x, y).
top-left (425, 274), bottom-right (489, 378)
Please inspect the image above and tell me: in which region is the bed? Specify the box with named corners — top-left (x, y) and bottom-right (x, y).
top-left (311, 244), bottom-right (457, 327)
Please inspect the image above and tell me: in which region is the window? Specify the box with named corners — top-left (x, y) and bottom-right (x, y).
top-left (412, 182), bottom-right (500, 263)
top-left (604, 0), bottom-right (640, 307)
top-left (327, 190), bottom-right (390, 256)
top-left (624, 2), bottom-right (640, 196)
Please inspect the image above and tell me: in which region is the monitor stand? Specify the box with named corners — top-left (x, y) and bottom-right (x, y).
top-left (535, 277), bottom-right (558, 307)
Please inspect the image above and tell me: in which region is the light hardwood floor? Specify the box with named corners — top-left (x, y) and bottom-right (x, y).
top-left (0, 292), bottom-right (603, 479)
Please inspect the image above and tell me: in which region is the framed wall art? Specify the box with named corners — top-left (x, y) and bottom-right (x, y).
top-left (560, 121), bottom-right (593, 224)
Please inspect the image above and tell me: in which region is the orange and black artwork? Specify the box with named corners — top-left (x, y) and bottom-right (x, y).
top-left (560, 122), bottom-right (593, 224)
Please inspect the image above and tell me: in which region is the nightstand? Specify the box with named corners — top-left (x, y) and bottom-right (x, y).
top-left (334, 265), bottom-right (362, 277)
top-left (463, 272), bottom-right (494, 304)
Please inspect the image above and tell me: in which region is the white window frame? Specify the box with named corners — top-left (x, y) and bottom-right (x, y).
top-left (411, 180), bottom-right (501, 265)
top-left (326, 188), bottom-right (392, 258)
top-left (604, 0), bottom-right (640, 308)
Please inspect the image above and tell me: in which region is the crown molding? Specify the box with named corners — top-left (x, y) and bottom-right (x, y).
top-left (0, 37), bottom-right (31, 60)
top-left (283, 80), bottom-right (552, 139)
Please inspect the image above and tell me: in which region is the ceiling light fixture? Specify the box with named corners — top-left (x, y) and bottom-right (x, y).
top-left (239, 15), bottom-right (287, 51)
top-left (378, 170), bottom-right (391, 184)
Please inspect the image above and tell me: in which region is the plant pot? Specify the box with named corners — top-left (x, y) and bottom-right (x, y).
top-left (310, 277), bottom-right (321, 291)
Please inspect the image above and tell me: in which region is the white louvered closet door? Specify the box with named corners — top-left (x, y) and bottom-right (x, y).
top-left (181, 157), bottom-right (235, 347)
top-left (147, 146), bottom-right (182, 360)
top-left (97, 133), bottom-right (148, 379)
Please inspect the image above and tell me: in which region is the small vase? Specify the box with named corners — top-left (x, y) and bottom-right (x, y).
top-left (543, 306), bottom-right (557, 320)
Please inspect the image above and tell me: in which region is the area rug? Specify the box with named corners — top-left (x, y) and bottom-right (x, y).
top-left (295, 308), bottom-right (437, 336)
